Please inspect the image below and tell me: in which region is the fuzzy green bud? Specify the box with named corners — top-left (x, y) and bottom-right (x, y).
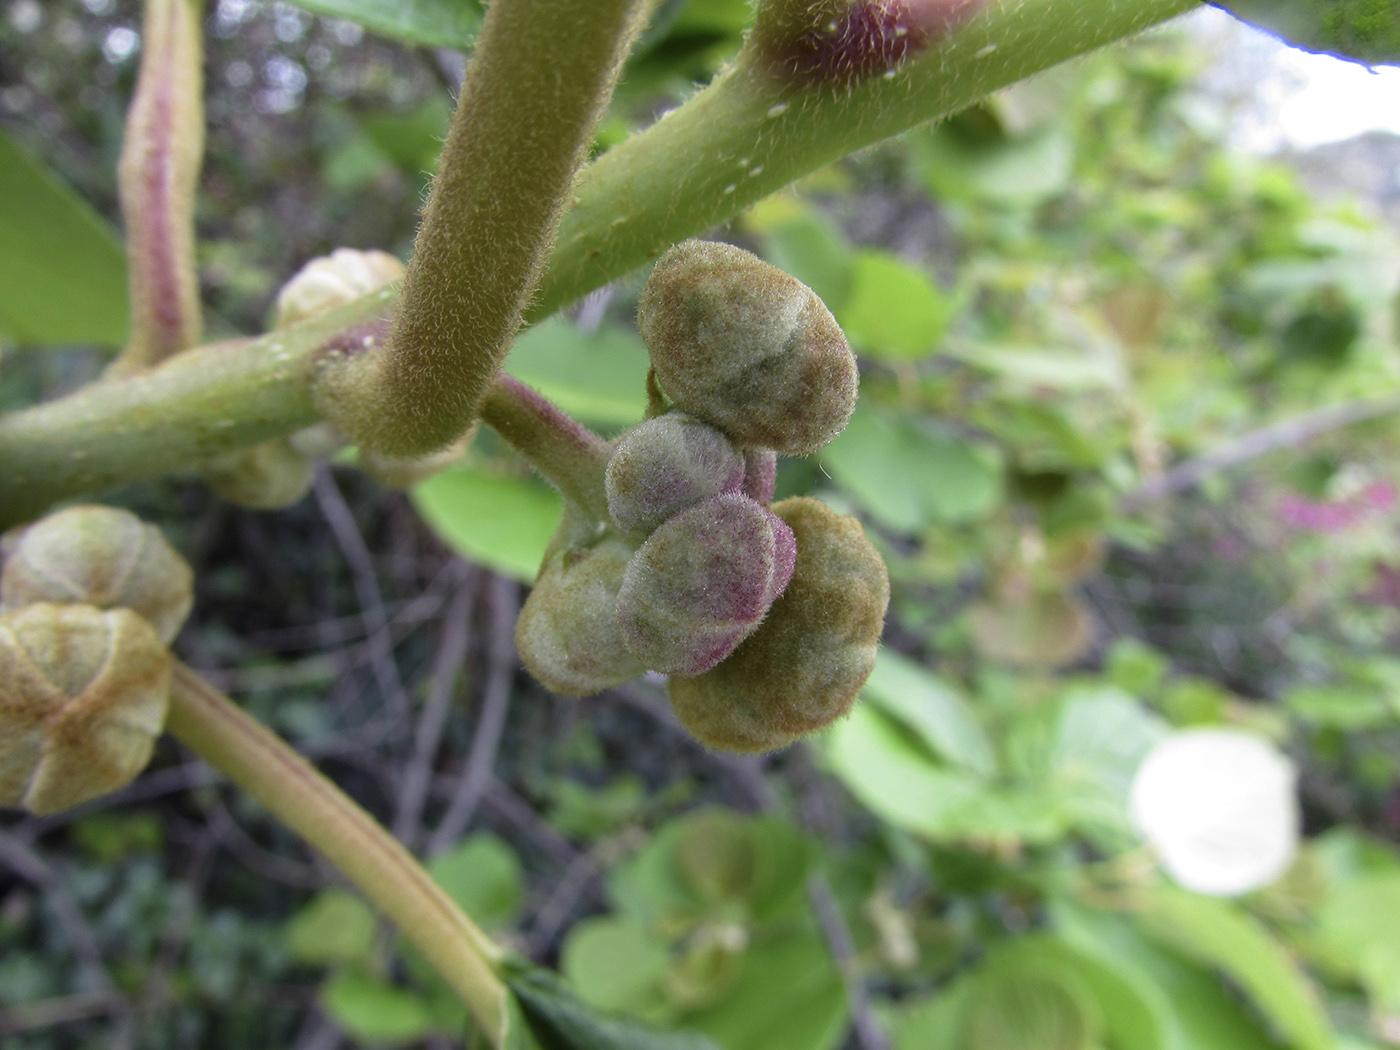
top-left (1, 505), bottom-right (194, 645)
top-left (668, 497), bottom-right (889, 752)
top-left (0, 603), bottom-right (171, 815)
top-left (201, 438), bottom-right (315, 510)
top-left (637, 241), bottom-right (858, 456)
top-left (605, 413), bottom-right (745, 536)
top-left (275, 248), bottom-right (404, 329)
top-left (616, 493), bottom-right (796, 676)
top-left (516, 536), bottom-right (645, 696)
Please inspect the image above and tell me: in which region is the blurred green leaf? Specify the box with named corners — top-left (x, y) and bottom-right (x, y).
top-left (562, 916), bottom-right (671, 1017)
top-left (286, 889), bottom-right (376, 966)
top-left (861, 651), bottom-right (997, 775)
top-left (1137, 888), bottom-right (1334, 1050)
top-left (684, 934), bottom-right (848, 1050)
top-left (1215, 1), bottom-right (1400, 65)
top-left (322, 968), bottom-right (435, 1044)
top-left (1050, 686), bottom-right (1168, 837)
top-left (1285, 685), bottom-right (1393, 730)
top-left (507, 318), bottom-right (652, 429)
top-left (428, 833), bottom-right (523, 931)
top-left (509, 963), bottom-right (723, 1050)
top-left (284, 0), bottom-right (482, 48)
top-left (1052, 900), bottom-right (1285, 1050)
top-left (411, 467), bottom-right (562, 581)
top-left (821, 407), bottom-right (1003, 532)
top-left (0, 128), bottom-right (127, 347)
top-left (362, 96), bottom-right (453, 176)
top-left (837, 250), bottom-right (953, 359)
top-left (1316, 874), bottom-right (1400, 1012)
top-left (913, 122), bottom-right (1074, 204)
top-left (761, 213), bottom-right (853, 312)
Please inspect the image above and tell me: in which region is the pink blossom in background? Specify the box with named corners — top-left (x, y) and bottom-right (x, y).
top-left (1277, 481), bottom-right (1396, 534)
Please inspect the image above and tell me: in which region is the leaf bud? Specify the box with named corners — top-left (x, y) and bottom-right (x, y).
top-left (605, 413), bottom-right (745, 536)
top-left (2, 505), bottom-right (194, 645)
top-left (637, 241), bottom-right (858, 456)
top-left (274, 248), bottom-right (404, 329)
top-left (516, 536), bottom-right (646, 696)
top-left (668, 497), bottom-right (889, 752)
top-left (616, 493), bottom-right (796, 676)
top-left (0, 603), bottom-right (171, 815)
top-left (200, 438), bottom-right (314, 510)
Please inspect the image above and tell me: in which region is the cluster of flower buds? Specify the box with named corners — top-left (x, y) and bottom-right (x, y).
top-left (516, 241), bottom-right (889, 752)
top-left (0, 505), bottom-right (193, 813)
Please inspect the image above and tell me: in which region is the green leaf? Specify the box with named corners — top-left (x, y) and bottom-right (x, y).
top-left (283, 0), bottom-right (483, 49)
top-left (1284, 685), bottom-right (1393, 731)
top-left (285, 889), bottom-right (377, 966)
top-left (0, 128), bottom-right (127, 347)
top-left (411, 466), bottom-right (562, 582)
top-left (861, 651), bottom-right (996, 775)
top-left (362, 96), bottom-right (453, 175)
top-left (1316, 874), bottom-right (1400, 1011)
top-left (1137, 888), bottom-right (1334, 1050)
top-left (825, 702), bottom-right (985, 837)
top-left (1215, 1), bottom-right (1400, 65)
top-left (837, 250), bottom-right (954, 360)
top-left (427, 833), bottom-right (523, 931)
top-left (821, 406), bottom-right (1003, 532)
top-left (508, 963), bottom-right (723, 1050)
top-left (1051, 899), bottom-right (1286, 1050)
top-left (561, 917), bottom-right (671, 1016)
top-left (761, 214), bottom-right (853, 313)
top-left (1049, 686), bottom-right (1168, 838)
top-left (507, 318), bottom-right (652, 429)
top-left (321, 968), bottom-right (435, 1045)
top-left (977, 934), bottom-right (1170, 1050)
top-left (683, 934), bottom-right (848, 1050)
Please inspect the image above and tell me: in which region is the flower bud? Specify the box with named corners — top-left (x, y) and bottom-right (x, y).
top-left (357, 426), bottom-right (474, 489)
top-left (637, 241), bottom-right (858, 456)
top-left (200, 438), bottom-right (314, 510)
top-left (616, 494), bottom-right (796, 676)
top-left (605, 413), bottom-right (745, 536)
top-left (0, 603), bottom-right (171, 815)
top-left (741, 449), bottom-right (778, 504)
top-left (275, 248), bottom-right (404, 329)
top-left (2, 505), bottom-right (193, 645)
top-left (516, 537), bottom-right (645, 696)
top-left (668, 497), bottom-right (888, 752)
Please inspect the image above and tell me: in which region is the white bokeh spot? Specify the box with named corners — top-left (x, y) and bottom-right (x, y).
top-left (1130, 727), bottom-right (1299, 897)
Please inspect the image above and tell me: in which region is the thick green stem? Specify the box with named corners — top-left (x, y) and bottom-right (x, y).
top-left (0, 0), bottom-right (1199, 520)
top-left (481, 375), bottom-right (613, 522)
top-left (317, 0), bottom-right (652, 457)
top-left (528, 0), bottom-right (1200, 320)
top-left (165, 664), bottom-right (512, 1047)
top-left (0, 295), bottom-right (392, 529)
top-left (113, 0), bottom-right (205, 372)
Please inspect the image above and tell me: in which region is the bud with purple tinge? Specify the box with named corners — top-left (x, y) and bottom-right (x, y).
top-left (668, 498), bottom-right (889, 752)
top-left (616, 493), bottom-right (796, 676)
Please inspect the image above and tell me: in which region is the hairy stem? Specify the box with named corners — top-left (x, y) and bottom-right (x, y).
top-left (0, 296), bottom-right (392, 529)
top-left (0, 0), bottom-right (1198, 520)
top-left (317, 0), bottom-right (653, 457)
top-left (480, 375), bottom-right (613, 522)
top-left (113, 0), bottom-right (205, 372)
top-left (165, 664), bottom-right (513, 1047)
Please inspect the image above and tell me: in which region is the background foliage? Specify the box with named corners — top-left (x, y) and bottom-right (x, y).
top-left (5, 1), bottom-right (1400, 1048)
